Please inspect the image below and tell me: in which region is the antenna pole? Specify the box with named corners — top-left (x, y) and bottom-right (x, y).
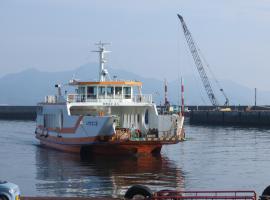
top-left (92, 41), bottom-right (110, 82)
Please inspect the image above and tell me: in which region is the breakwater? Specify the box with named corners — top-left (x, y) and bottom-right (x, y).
top-left (190, 110), bottom-right (270, 126)
top-left (2, 105), bottom-right (270, 127)
top-left (0, 106), bottom-right (36, 120)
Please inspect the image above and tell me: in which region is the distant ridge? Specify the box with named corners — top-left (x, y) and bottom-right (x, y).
top-left (0, 63), bottom-right (269, 105)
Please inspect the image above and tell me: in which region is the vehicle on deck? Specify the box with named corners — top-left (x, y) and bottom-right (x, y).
top-left (0, 181), bottom-right (20, 200)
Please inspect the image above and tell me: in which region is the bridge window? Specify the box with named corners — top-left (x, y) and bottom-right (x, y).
top-left (123, 87), bottom-right (131, 99)
top-left (107, 86), bottom-right (114, 98)
top-left (115, 87), bottom-right (122, 99)
top-left (87, 86), bottom-right (97, 99)
top-left (78, 86), bottom-right (85, 95)
top-left (78, 86), bottom-right (86, 101)
top-left (98, 86), bottom-right (106, 98)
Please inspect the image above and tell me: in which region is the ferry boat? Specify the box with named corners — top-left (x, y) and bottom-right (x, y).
top-left (35, 42), bottom-right (185, 155)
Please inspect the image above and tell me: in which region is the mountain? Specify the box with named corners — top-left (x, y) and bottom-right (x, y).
top-left (0, 63), bottom-right (268, 105)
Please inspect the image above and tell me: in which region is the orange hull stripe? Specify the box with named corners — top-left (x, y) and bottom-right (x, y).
top-left (38, 137), bottom-right (162, 154)
top-left (37, 135), bottom-right (110, 143)
top-left (40, 139), bottom-right (81, 153)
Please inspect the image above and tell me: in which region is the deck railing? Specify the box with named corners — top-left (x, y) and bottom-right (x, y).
top-left (66, 94), bottom-right (152, 104)
top-left (44, 95), bottom-right (57, 103)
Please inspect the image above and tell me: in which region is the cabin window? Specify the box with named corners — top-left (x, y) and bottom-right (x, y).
top-left (98, 86), bottom-right (106, 98)
top-left (137, 114), bottom-right (140, 123)
top-left (123, 87), bottom-right (131, 99)
top-left (60, 111), bottom-right (63, 129)
top-left (107, 86), bottom-right (114, 98)
top-left (115, 87), bottom-right (122, 99)
top-left (43, 116), bottom-right (47, 128)
top-left (78, 86), bottom-right (86, 102)
top-left (87, 86), bottom-right (97, 99)
top-left (78, 86), bottom-right (85, 94)
top-left (145, 109), bottom-right (149, 125)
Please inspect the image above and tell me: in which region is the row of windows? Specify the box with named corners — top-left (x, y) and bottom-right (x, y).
top-left (76, 86), bottom-right (132, 99)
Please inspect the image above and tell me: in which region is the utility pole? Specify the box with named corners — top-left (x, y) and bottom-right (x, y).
top-left (164, 79), bottom-right (170, 113)
top-left (164, 79), bottom-right (170, 106)
top-left (181, 77), bottom-right (185, 116)
top-left (255, 88), bottom-right (257, 106)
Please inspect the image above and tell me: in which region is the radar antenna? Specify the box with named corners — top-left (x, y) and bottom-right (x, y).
top-left (92, 41), bottom-right (111, 82)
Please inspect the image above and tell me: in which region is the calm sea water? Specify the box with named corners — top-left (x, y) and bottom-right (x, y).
top-left (0, 120), bottom-right (270, 197)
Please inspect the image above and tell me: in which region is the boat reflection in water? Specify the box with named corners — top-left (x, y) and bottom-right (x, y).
top-left (35, 146), bottom-right (185, 197)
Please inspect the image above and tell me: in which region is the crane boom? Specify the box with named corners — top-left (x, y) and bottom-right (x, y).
top-left (177, 14), bottom-right (219, 107)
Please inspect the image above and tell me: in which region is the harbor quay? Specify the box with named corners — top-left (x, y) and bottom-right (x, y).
top-left (189, 110), bottom-right (270, 126)
top-left (0, 105), bottom-right (248, 121)
top-left (2, 105), bottom-right (270, 126)
top-left (0, 106), bottom-right (36, 120)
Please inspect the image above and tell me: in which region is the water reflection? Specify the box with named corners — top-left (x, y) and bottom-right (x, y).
top-left (35, 146), bottom-right (184, 197)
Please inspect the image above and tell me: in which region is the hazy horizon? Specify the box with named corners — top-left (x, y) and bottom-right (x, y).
top-left (1, 0), bottom-right (270, 91)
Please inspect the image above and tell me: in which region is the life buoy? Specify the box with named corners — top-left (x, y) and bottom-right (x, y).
top-left (261, 186), bottom-right (270, 200)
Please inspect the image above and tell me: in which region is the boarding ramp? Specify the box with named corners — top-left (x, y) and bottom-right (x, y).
top-left (158, 114), bottom-right (184, 138)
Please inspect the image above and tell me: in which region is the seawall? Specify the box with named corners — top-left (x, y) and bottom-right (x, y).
top-left (0, 106), bottom-right (36, 120)
top-left (2, 105), bottom-right (270, 127)
top-left (190, 110), bottom-right (270, 126)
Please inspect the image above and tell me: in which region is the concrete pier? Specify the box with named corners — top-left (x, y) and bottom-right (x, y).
top-left (1, 105), bottom-right (270, 127)
top-left (0, 106), bottom-right (36, 120)
top-left (190, 110), bottom-right (270, 126)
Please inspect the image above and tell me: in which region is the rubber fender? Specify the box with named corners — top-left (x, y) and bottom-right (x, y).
top-left (124, 185), bottom-right (152, 199)
top-left (0, 194), bottom-right (9, 200)
top-left (261, 185), bottom-right (270, 200)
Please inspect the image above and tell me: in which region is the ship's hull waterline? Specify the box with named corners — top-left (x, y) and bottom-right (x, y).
top-left (36, 133), bottom-right (183, 155)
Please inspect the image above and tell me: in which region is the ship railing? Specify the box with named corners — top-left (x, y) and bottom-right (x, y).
top-left (152, 190), bottom-right (256, 200)
top-left (67, 94), bottom-right (153, 104)
top-left (113, 128), bottom-right (184, 142)
top-left (113, 120), bottom-right (184, 142)
top-left (44, 95), bottom-right (57, 103)
top-left (132, 94), bottom-right (152, 103)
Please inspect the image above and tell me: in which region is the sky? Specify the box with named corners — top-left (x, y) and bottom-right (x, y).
top-left (1, 0), bottom-right (270, 90)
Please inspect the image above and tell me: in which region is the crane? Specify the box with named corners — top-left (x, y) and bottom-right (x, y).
top-left (177, 14), bottom-right (229, 107)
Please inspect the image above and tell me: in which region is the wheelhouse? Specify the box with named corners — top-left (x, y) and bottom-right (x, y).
top-left (67, 80), bottom-right (152, 104)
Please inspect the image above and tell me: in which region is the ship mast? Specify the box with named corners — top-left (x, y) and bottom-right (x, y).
top-left (92, 41), bottom-right (111, 82)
